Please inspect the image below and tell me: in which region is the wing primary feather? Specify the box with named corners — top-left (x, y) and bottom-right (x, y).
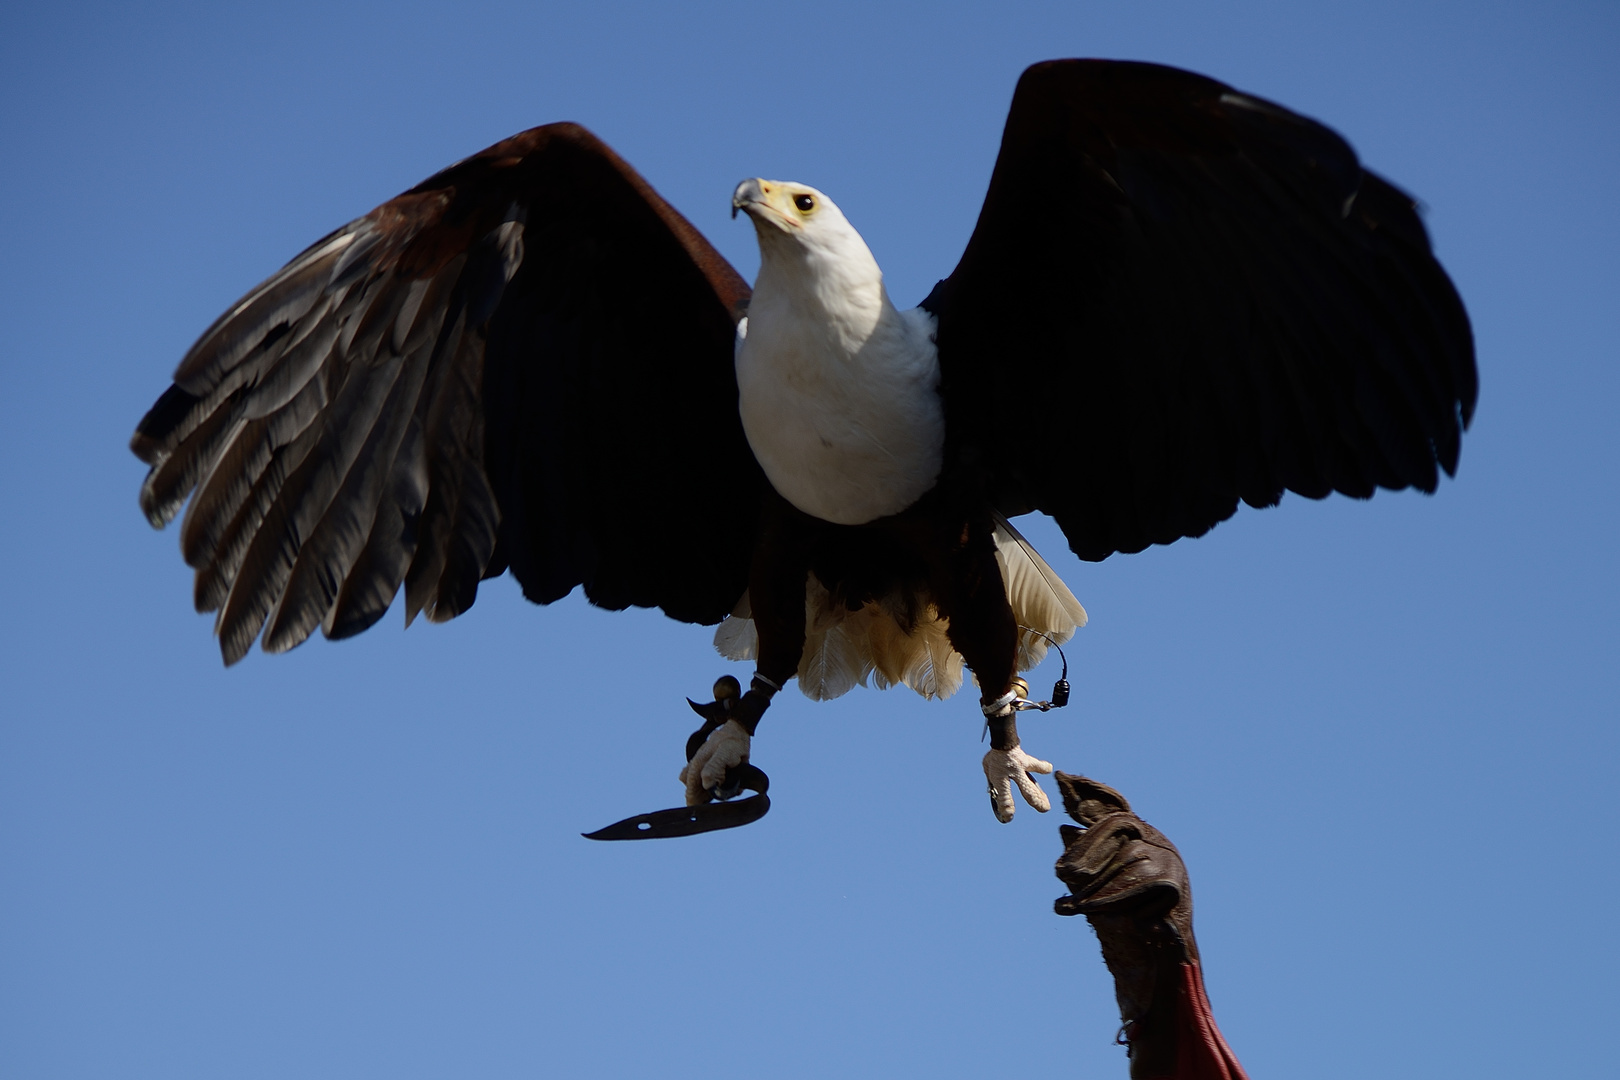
top-left (400, 224), bottom-right (525, 625)
top-left (172, 228), bottom-right (360, 395)
top-left (263, 320), bottom-right (440, 653)
top-left (182, 374), bottom-right (329, 573)
top-left (131, 383), bottom-right (206, 466)
top-left (405, 326), bottom-right (500, 626)
top-left (138, 401), bottom-right (246, 528)
top-left (324, 418), bottom-right (429, 639)
top-left (195, 418), bottom-right (322, 616)
top-left (216, 335), bottom-right (410, 662)
top-left (236, 297), bottom-right (344, 421)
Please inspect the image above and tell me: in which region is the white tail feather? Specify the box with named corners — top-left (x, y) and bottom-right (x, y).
top-left (713, 591), bottom-right (758, 662)
top-left (712, 514), bottom-right (1083, 701)
top-left (797, 575), bottom-right (872, 700)
top-left (992, 514), bottom-right (1088, 670)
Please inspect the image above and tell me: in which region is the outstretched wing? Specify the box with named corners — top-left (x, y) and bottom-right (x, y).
top-left (133, 123), bottom-right (763, 665)
top-left (924, 60), bottom-right (1477, 561)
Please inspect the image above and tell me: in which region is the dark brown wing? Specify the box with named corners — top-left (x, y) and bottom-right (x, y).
top-left (133, 123), bottom-right (763, 665)
top-left (923, 60), bottom-right (1477, 561)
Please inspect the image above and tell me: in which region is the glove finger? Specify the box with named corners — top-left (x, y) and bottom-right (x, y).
top-left (1012, 768), bottom-right (1051, 813)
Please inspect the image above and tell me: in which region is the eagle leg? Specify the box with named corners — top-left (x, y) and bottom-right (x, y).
top-left (916, 508), bottom-right (1055, 822)
top-left (982, 700), bottom-right (1055, 822)
top-left (680, 673), bottom-right (780, 807)
top-left (677, 491), bottom-right (812, 806)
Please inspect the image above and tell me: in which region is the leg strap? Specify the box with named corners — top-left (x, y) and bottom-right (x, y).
top-left (733, 676), bottom-right (779, 736)
top-left (981, 689), bottom-right (1018, 717)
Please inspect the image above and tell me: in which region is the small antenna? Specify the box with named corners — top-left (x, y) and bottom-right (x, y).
top-left (1014, 626), bottom-right (1071, 711)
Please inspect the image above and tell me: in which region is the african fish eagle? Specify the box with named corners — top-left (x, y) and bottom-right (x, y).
top-left (131, 60), bottom-right (1476, 828)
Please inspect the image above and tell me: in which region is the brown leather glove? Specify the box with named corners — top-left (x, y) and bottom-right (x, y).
top-left (1052, 773), bottom-right (1249, 1080)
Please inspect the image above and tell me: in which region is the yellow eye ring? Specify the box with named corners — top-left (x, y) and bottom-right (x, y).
top-left (793, 194), bottom-right (815, 212)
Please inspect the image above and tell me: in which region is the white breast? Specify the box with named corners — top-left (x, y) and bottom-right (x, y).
top-left (737, 302), bottom-right (943, 525)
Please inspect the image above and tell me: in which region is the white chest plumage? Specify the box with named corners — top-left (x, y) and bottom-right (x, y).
top-left (733, 192), bottom-right (945, 526)
top-left (736, 302), bottom-right (943, 526)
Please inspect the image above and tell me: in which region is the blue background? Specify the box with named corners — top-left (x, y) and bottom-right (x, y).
top-left (3, 2), bottom-right (1616, 1077)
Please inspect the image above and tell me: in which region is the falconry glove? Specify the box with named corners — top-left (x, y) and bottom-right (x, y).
top-left (1052, 773), bottom-right (1248, 1080)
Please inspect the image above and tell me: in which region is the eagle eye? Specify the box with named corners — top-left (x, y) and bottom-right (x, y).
top-left (793, 194), bottom-right (815, 213)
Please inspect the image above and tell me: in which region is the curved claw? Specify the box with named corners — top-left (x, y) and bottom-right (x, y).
top-left (712, 766), bottom-right (748, 802)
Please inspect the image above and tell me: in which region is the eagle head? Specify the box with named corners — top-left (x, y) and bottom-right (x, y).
top-left (731, 177), bottom-right (883, 302)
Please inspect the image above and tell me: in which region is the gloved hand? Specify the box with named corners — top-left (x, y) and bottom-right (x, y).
top-left (1052, 772), bottom-right (1249, 1080)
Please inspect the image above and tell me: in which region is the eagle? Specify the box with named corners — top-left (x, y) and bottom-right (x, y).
top-left (131, 60), bottom-right (1476, 831)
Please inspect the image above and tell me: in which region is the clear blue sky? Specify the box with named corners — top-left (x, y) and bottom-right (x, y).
top-left (3, 2), bottom-right (1616, 1077)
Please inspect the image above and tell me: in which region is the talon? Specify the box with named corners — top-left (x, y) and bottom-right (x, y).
top-left (983, 745), bottom-right (1053, 822)
top-left (683, 718), bottom-right (752, 806)
top-left (979, 693), bottom-right (1052, 822)
top-left (680, 673), bottom-right (776, 806)
top-left (713, 767), bottom-right (747, 801)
